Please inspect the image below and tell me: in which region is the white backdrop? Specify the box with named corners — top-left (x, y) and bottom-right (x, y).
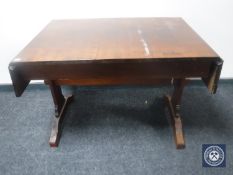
top-left (0, 0), bottom-right (233, 84)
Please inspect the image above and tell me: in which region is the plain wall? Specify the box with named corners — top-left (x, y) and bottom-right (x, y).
top-left (0, 0), bottom-right (233, 84)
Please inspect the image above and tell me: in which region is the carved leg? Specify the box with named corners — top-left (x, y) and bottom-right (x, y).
top-left (47, 80), bottom-right (73, 147)
top-left (164, 78), bottom-right (187, 149)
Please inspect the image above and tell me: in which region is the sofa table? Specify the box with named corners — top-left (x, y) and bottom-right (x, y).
top-left (9, 18), bottom-right (223, 149)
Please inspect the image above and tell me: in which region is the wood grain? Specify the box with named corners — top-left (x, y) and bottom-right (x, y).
top-left (12, 18), bottom-right (219, 63)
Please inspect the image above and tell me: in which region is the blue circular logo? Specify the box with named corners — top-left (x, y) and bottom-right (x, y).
top-left (204, 146), bottom-right (224, 166)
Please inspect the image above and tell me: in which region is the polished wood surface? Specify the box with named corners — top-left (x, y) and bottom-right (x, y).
top-left (9, 18), bottom-right (223, 149)
top-left (13, 18), bottom-right (218, 63)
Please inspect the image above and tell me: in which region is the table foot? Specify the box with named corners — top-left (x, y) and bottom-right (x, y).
top-left (49, 95), bottom-right (73, 147)
top-left (164, 95), bottom-right (185, 149)
top-left (164, 78), bottom-right (187, 149)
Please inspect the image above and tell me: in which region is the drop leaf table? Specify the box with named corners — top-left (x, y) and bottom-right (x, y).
top-left (9, 18), bottom-right (223, 149)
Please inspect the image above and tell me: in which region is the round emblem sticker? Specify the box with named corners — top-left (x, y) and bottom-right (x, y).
top-left (204, 146), bottom-right (225, 166)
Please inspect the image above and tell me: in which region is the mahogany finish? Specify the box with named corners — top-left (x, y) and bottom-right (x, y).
top-left (164, 79), bottom-right (187, 149)
top-left (9, 18), bottom-right (223, 149)
top-left (13, 18), bottom-right (218, 62)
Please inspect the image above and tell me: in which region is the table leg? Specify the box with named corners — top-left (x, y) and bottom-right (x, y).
top-left (164, 78), bottom-right (187, 149)
top-left (47, 80), bottom-right (73, 147)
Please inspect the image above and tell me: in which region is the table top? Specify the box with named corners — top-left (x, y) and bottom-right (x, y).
top-left (13, 18), bottom-right (219, 63)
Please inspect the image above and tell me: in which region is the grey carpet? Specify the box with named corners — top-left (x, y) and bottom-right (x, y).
top-left (0, 81), bottom-right (232, 175)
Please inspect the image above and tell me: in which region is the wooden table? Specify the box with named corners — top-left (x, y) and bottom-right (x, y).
top-left (9, 18), bottom-right (223, 149)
